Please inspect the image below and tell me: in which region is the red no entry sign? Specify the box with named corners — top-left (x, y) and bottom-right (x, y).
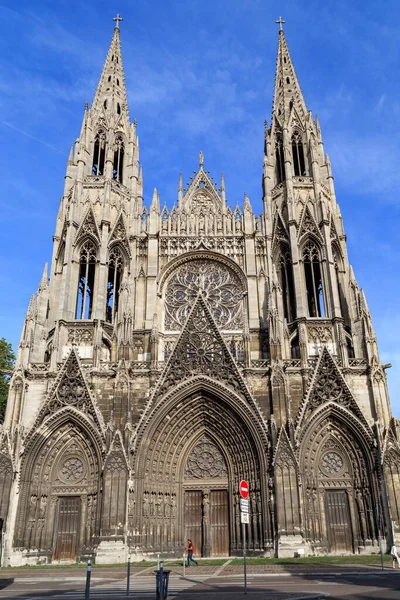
top-left (239, 480), bottom-right (249, 499)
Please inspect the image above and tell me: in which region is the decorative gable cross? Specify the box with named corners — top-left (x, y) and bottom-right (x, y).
top-left (275, 16), bottom-right (285, 31)
top-left (113, 13), bottom-right (123, 28)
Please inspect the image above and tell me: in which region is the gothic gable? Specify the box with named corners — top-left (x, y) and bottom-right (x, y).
top-left (273, 427), bottom-right (297, 470)
top-left (75, 206), bottom-right (101, 245)
top-left (181, 165), bottom-right (222, 214)
top-left (155, 292), bottom-right (249, 399)
top-left (297, 203), bottom-right (323, 242)
top-left (33, 349), bottom-right (105, 432)
top-left (109, 212), bottom-right (131, 256)
top-left (382, 418), bottom-right (400, 466)
top-left (295, 348), bottom-right (371, 435)
top-left (330, 215), bottom-right (339, 241)
top-left (272, 211), bottom-right (289, 252)
top-left (288, 105), bottom-right (305, 132)
top-left (104, 430), bottom-right (129, 471)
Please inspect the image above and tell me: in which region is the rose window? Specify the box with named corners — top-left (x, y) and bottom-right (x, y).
top-left (314, 373), bottom-right (342, 403)
top-left (165, 260), bottom-right (243, 330)
top-left (321, 451), bottom-right (344, 476)
top-left (185, 436), bottom-right (228, 479)
top-left (60, 457), bottom-right (85, 483)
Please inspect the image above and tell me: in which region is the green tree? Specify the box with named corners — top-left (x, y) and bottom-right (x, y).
top-left (0, 338), bottom-right (16, 423)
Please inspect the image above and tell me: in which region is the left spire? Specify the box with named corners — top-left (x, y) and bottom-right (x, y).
top-left (90, 14), bottom-right (129, 122)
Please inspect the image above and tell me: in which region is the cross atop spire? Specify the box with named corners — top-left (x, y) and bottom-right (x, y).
top-left (89, 16), bottom-right (129, 124)
top-left (275, 16), bottom-right (285, 31)
top-left (113, 13), bottom-right (123, 29)
top-left (271, 21), bottom-right (307, 122)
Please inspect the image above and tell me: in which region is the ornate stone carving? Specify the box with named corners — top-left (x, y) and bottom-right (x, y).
top-left (59, 457), bottom-right (85, 483)
top-left (75, 208), bottom-right (100, 243)
top-left (38, 350), bottom-right (103, 426)
top-left (185, 436), bottom-right (228, 479)
top-left (107, 453), bottom-right (127, 471)
top-left (308, 326), bottom-right (332, 344)
top-left (67, 328), bottom-right (93, 344)
top-left (165, 260), bottom-right (243, 331)
top-left (306, 350), bottom-right (353, 412)
top-left (320, 451), bottom-right (344, 476)
top-left (158, 294), bottom-right (246, 396)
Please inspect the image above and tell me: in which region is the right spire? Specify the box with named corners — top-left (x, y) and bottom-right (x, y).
top-left (272, 18), bottom-right (308, 124)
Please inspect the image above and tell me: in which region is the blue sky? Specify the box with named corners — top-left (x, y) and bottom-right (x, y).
top-left (0, 1), bottom-right (399, 414)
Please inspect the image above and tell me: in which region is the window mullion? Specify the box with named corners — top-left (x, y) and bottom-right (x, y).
top-left (311, 261), bottom-right (319, 317)
top-left (82, 255), bottom-right (89, 319)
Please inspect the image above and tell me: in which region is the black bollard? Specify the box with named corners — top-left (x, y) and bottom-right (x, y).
top-left (126, 556), bottom-right (131, 596)
top-left (84, 559), bottom-right (92, 600)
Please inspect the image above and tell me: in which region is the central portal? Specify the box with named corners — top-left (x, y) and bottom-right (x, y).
top-left (184, 490), bottom-right (229, 556)
top-left (183, 435), bottom-right (230, 556)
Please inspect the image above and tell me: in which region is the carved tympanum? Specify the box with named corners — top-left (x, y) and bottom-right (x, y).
top-left (165, 260), bottom-right (242, 330)
top-left (185, 436), bottom-right (228, 479)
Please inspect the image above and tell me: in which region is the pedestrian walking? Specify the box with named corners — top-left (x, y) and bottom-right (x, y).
top-left (185, 539), bottom-right (198, 567)
top-left (391, 544), bottom-right (400, 569)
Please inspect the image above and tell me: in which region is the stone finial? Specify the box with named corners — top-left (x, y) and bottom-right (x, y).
top-left (199, 150), bottom-right (204, 169)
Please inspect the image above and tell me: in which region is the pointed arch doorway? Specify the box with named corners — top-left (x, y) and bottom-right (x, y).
top-left (183, 435), bottom-right (229, 557)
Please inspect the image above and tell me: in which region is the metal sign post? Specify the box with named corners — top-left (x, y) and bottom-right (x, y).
top-left (239, 480), bottom-right (249, 595)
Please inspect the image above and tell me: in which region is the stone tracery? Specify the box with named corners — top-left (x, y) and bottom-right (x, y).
top-left (164, 260), bottom-right (243, 330)
top-left (185, 436), bottom-right (228, 479)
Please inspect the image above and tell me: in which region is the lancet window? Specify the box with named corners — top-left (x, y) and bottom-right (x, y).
top-left (303, 240), bottom-right (326, 317)
top-left (292, 132), bottom-right (307, 176)
top-left (275, 131), bottom-right (285, 184)
top-left (113, 135), bottom-right (124, 184)
top-left (106, 246), bottom-right (124, 323)
top-left (278, 245), bottom-right (296, 322)
top-left (92, 131), bottom-right (106, 176)
top-left (75, 240), bottom-right (97, 320)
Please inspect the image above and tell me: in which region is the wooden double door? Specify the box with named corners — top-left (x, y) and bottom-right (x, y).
top-left (325, 490), bottom-right (353, 553)
top-left (53, 496), bottom-right (81, 562)
top-left (184, 490), bottom-right (229, 557)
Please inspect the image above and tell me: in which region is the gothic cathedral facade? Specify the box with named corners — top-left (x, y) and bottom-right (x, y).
top-left (1, 20), bottom-right (400, 565)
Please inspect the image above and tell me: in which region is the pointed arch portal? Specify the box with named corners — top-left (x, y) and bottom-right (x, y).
top-left (133, 387), bottom-right (270, 556)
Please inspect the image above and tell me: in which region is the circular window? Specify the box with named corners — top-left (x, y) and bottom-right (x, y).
top-left (320, 451), bottom-right (345, 476)
top-left (164, 260), bottom-right (243, 330)
top-left (59, 457), bottom-right (86, 484)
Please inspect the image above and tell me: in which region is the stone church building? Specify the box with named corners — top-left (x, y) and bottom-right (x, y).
top-left (1, 17), bottom-right (400, 565)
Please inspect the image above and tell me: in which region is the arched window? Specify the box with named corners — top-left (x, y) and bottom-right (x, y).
top-left (275, 131), bottom-right (285, 184)
top-left (303, 240), bottom-right (325, 317)
top-left (117, 102), bottom-right (121, 115)
top-left (113, 135), bottom-right (124, 184)
top-left (75, 240), bottom-right (97, 319)
top-left (278, 245), bottom-right (296, 321)
top-left (292, 132), bottom-right (306, 176)
top-left (92, 131), bottom-right (106, 176)
top-left (106, 246), bottom-right (124, 323)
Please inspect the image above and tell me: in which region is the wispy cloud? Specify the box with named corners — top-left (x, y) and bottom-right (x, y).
top-left (0, 121), bottom-right (64, 154)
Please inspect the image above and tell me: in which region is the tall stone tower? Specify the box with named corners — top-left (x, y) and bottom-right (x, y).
top-left (1, 17), bottom-right (399, 565)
